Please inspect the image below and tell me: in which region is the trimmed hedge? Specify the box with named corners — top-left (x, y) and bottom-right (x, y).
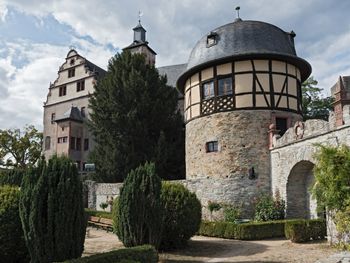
top-left (199, 219), bottom-right (326, 241)
top-left (64, 245), bottom-right (158, 263)
top-left (285, 219), bottom-right (326, 243)
top-left (199, 221), bottom-right (285, 240)
top-left (85, 208), bottom-right (113, 219)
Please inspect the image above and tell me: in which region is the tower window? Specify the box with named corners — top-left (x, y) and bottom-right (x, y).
top-left (51, 113), bottom-right (56, 124)
top-left (276, 117), bottom-right (288, 136)
top-left (206, 141), bottom-right (218, 153)
top-left (58, 136), bottom-right (67, 143)
top-left (218, 77), bottom-right (233, 96)
top-left (81, 107), bottom-right (86, 118)
top-left (202, 81), bottom-right (215, 99)
top-left (84, 138), bottom-right (89, 151)
top-left (59, 86), bottom-right (67, 96)
top-left (77, 80), bottom-right (85, 92)
top-left (68, 68), bottom-right (75, 78)
top-left (206, 32), bottom-right (218, 47)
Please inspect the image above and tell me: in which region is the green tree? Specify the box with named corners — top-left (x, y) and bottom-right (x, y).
top-left (312, 144), bottom-right (350, 212)
top-left (19, 156), bottom-right (86, 262)
top-left (0, 125), bottom-right (43, 168)
top-left (89, 51), bottom-right (184, 182)
top-left (116, 162), bottom-right (163, 249)
top-left (302, 77), bottom-right (334, 121)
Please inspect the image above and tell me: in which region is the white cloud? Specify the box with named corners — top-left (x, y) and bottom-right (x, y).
top-left (0, 2), bottom-right (8, 22)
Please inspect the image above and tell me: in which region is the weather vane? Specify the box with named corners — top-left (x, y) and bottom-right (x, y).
top-left (235, 6), bottom-right (240, 19)
top-left (138, 10), bottom-right (143, 23)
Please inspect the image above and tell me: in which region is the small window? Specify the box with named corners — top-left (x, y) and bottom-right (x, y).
top-left (59, 86), bottom-right (67, 96)
top-left (81, 107), bottom-right (86, 118)
top-left (84, 138), bottom-right (89, 151)
top-left (51, 113), bottom-right (56, 124)
top-left (58, 136), bottom-right (68, 143)
top-left (70, 137), bottom-right (76, 150)
top-left (70, 59), bottom-right (75, 65)
top-left (276, 117), bottom-right (288, 136)
top-left (218, 77), bottom-right (233, 96)
top-left (77, 80), bottom-right (85, 92)
top-left (68, 68), bottom-right (75, 78)
top-left (45, 136), bottom-right (51, 150)
top-left (76, 138), bottom-right (81, 151)
top-left (206, 32), bottom-right (218, 47)
top-left (206, 141), bottom-right (218, 153)
top-left (203, 81), bottom-right (215, 99)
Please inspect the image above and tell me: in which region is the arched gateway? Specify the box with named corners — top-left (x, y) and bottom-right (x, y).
top-left (286, 161), bottom-right (317, 219)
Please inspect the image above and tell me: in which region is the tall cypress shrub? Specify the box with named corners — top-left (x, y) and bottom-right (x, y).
top-left (116, 162), bottom-right (163, 249)
top-left (19, 156), bottom-right (86, 262)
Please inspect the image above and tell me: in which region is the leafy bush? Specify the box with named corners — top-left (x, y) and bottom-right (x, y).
top-left (19, 156), bottom-right (87, 262)
top-left (160, 182), bottom-right (202, 249)
top-left (64, 245), bottom-right (158, 263)
top-left (0, 185), bottom-right (29, 262)
top-left (207, 201), bottom-right (221, 213)
top-left (0, 168), bottom-right (24, 186)
top-left (116, 162), bottom-right (163, 249)
top-left (285, 219), bottom-right (326, 243)
top-left (85, 208), bottom-right (113, 219)
top-left (335, 204), bottom-right (350, 248)
top-left (112, 197), bottom-right (119, 233)
top-left (223, 204), bottom-right (241, 223)
top-left (254, 193), bottom-right (285, 221)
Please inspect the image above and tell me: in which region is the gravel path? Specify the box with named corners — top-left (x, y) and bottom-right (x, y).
top-left (83, 227), bottom-right (342, 262)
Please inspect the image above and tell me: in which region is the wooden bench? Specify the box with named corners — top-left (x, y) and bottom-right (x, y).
top-left (88, 216), bottom-right (113, 232)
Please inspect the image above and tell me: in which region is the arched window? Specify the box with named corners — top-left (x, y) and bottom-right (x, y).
top-left (45, 136), bottom-right (51, 150)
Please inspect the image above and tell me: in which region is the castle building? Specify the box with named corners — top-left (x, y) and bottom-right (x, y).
top-left (43, 21), bottom-right (158, 170)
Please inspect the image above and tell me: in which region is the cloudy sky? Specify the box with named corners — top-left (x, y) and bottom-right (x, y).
top-left (1, 0), bottom-right (350, 130)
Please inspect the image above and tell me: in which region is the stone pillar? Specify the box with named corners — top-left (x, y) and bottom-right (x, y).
top-left (268, 123), bottom-right (280, 149)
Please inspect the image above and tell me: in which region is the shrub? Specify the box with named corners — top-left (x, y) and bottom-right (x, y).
top-left (235, 221), bottom-right (285, 240)
top-left (160, 182), bottom-right (202, 249)
top-left (0, 185), bottom-right (29, 262)
top-left (335, 204), bottom-right (350, 248)
top-left (112, 197), bottom-right (119, 233)
top-left (85, 208), bottom-right (113, 219)
top-left (223, 204), bottom-right (241, 223)
top-left (254, 193), bottom-right (285, 221)
top-left (19, 156), bottom-right (87, 262)
top-left (0, 168), bottom-right (24, 186)
top-left (64, 245), bottom-right (158, 263)
top-left (199, 220), bottom-right (290, 240)
top-left (116, 162), bottom-right (163, 249)
top-left (285, 219), bottom-right (326, 243)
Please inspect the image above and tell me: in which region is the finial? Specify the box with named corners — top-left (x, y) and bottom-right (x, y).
top-left (69, 45), bottom-right (76, 50)
top-left (138, 11), bottom-right (143, 24)
top-left (235, 6), bottom-right (240, 19)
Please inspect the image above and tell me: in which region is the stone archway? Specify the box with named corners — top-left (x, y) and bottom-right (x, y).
top-left (286, 161), bottom-right (317, 219)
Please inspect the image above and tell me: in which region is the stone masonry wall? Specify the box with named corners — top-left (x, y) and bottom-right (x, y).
top-left (186, 110), bottom-right (301, 216)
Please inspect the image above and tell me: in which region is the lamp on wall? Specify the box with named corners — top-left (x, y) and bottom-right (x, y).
top-left (248, 167), bottom-right (256, 180)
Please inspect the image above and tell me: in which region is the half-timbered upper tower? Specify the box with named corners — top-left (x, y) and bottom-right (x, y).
top-left (177, 18), bottom-right (311, 215)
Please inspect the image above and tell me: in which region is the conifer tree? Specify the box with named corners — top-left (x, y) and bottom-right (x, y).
top-left (116, 162), bottom-right (163, 249)
top-left (19, 156), bottom-right (86, 262)
top-left (89, 51), bottom-right (184, 182)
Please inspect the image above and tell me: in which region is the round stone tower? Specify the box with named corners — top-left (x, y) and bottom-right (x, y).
top-left (177, 19), bottom-right (311, 217)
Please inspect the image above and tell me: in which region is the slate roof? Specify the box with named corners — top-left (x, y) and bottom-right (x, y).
top-left (177, 19), bottom-right (311, 89)
top-left (85, 59), bottom-right (107, 78)
top-left (55, 106), bottom-right (83, 123)
top-left (158, 64), bottom-right (187, 88)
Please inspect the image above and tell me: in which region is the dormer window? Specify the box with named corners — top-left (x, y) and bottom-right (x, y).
top-left (206, 32), bottom-right (218, 47)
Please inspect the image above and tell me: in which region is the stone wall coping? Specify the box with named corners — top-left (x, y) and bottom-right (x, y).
top-left (271, 123), bottom-right (350, 151)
